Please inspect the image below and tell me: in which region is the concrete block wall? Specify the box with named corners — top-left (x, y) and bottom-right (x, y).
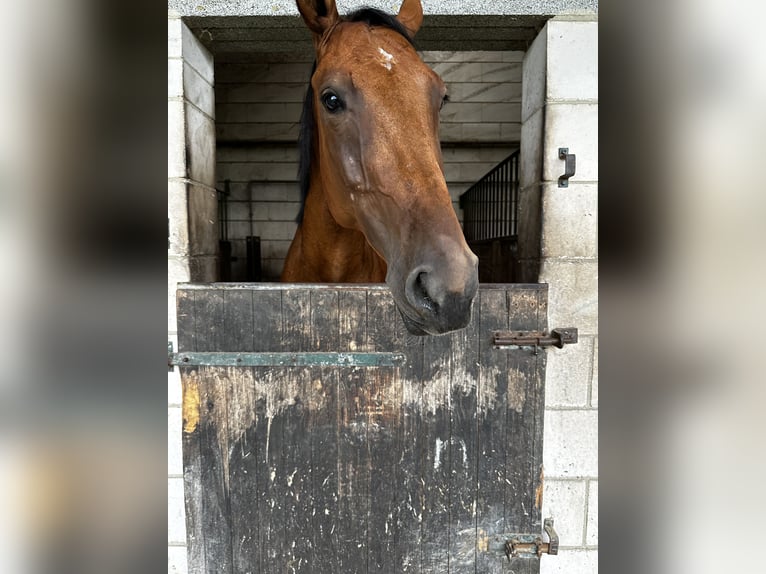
top-left (168, 13), bottom-right (217, 574)
top-left (521, 18), bottom-right (598, 574)
top-left (215, 51), bottom-right (522, 280)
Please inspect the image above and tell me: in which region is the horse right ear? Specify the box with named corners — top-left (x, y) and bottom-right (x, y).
top-left (297, 0), bottom-right (340, 36)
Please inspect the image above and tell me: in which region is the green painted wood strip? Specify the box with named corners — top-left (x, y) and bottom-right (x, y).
top-left (171, 351), bottom-right (406, 368)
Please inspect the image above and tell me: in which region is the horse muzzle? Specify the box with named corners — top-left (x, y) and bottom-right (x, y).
top-left (390, 250), bottom-right (479, 336)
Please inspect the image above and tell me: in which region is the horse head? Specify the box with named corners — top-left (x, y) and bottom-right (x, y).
top-left (294, 0), bottom-right (479, 335)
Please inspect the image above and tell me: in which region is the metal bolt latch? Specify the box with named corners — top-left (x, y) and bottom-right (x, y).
top-left (493, 328), bottom-right (578, 349)
top-left (505, 518), bottom-right (559, 559)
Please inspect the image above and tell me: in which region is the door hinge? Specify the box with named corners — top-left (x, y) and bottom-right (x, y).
top-left (493, 328), bottom-right (578, 350)
top-left (505, 518), bottom-right (559, 559)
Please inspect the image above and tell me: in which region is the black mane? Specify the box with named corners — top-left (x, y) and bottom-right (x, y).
top-left (296, 8), bottom-right (416, 224)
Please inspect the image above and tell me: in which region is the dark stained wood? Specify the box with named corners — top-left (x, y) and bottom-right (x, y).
top-left (194, 289), bottom-right (233, 574)
top-left (365, 290), bottom-right (400, 573)
top-left (222, 290), bottom-right (260, 573)
top-left (420, 332), bottom-right (452, 574)
top-left (281, 289), bottom-right (319, 572)
top-left (393, 314), bottom-right (425, 574)
top-left (447, 299), bottom-right (481, 572)
top-left (475, 287), bottom-right (510, 574)
top-left (177, 290), bottom-right (204, 573)
top-left (177, 283), bottom-right (549, 574)
top-left (251, 290), bottom-right (284, 572)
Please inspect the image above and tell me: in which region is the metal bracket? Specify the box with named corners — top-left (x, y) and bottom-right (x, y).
top-left (168, 342), bottom-right (406, 371)
top-left (493, 328), bottom-right (578, 350)
top-left (558, 148), bottom-right (576, 187)
top-left (505, 518), bottom-right (559, 559)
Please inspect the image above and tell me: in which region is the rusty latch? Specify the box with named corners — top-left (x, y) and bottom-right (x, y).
top-left (493, 328), bottom-right (578, 349)
top-left (505, 518), bottom-right (559, 559)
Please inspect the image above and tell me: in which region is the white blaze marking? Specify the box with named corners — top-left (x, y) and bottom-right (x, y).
top-left (378, 47), bottom-right (394, 70)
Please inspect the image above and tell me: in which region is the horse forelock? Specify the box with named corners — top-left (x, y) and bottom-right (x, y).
top-left (296, 7), bottom-right (416, 224)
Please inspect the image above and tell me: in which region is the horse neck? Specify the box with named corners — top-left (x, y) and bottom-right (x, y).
top-left (299, 171), bottom-right (387, 283)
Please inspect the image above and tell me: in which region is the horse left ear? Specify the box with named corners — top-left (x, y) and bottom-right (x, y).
top-left (396, 0), bottom-right (424, 37)
top-left (297, 0), bottom-right (340, 37)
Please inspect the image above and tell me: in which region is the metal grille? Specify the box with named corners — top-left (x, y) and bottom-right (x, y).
top-left (459, 150), bottom-right (519, 242)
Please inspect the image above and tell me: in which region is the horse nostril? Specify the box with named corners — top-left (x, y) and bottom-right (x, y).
top-left (406, 269), bottom-right (438, 314)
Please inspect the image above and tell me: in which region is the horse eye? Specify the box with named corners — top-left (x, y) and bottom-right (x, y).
top-left (321, 92), bottom-right (343, 113)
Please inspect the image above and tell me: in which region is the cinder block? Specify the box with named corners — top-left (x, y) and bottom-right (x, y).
top-left (515, 184), bottom-right (542, 262)
top-left (541, 182), bottom-right (598, 258)
top-left (183, 62), bottom-right (215, 118)
top-left (591, 337), bottom-right (598, 407)
top-left (540, 549), bottom-right (598, 574)
top-left (187, 184), bottom-right (218, 257)
top-left (168, 180), bottom-right (189, 257)
top-left (480, 62), bottom-right (522, 83)
top-left (545, 336), bottom-right (594, 407)
top-left (431, 61), bottom-right (483, 83)
top-left (216, 121), bottom-right (300, 142)
top-left (481, 102), bottom-right (521, 123)
top-left (522, 24), bottom-right (548, 122)
top-left (181, 23), bottom-right (213, 83)
top-left (185, 103), bottom-right (216, 187)
top-left (168, 546), bottom-right (188, 574)
top-left (168, 59), bottom-right (183, 98)
top-left (168, 477), bottom-right (186, 545)
top-left (520, 107), bottom-right (544, 188)
top-left (586, 480), bottom-right (598, 545)
top-left (168, 18), bottom-right (182, 59)
top-left (168, 100), bottom-right (186, 178)
top-left (189, 255), bottom-right (217, 282)
top-left (539, 260), bottom-right (598, 335)
top-left (461, 122), bottom-right (501, 141)
top-left (543, 410), bottom-right (598, 478)
top-left (543, 103), bottom-right (598, 183)
top-left (168, 407), bottom-right (183, 475)
top-left (447, 81), bottom-right (522, 104)
top-left (168, 336), bottom-right (182, 406)
top-left (546, 20), bottom-right (598, 102)
top-left (542, 480), bottom-right (587, 547)
top-left (499, 122), bottom-right (521, 141)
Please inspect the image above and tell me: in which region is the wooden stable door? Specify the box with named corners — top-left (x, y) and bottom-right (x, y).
top-left (176, 284), bottom-right (549, 573)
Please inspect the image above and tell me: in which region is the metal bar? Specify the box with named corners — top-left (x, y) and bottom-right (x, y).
top-left (493, 328), bottom-right (578, 349)
top-left (169, 351), bottom-right (407, 368)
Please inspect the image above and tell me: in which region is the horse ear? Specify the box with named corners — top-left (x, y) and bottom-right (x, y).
top-left (297, 0), bottom-right (340, 36)
top-left (396, 0), bottom-right (424, 37)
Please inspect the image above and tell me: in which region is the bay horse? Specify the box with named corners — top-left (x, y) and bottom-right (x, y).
top-left (282, 0), bottom-right (479, 335)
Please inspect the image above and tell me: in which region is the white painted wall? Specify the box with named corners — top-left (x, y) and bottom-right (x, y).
top-left (521, 17), bottom-right (598, 574)
top-left (168, 13), bottom-right (217, 574)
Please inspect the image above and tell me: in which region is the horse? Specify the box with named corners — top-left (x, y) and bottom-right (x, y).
top-left (282, 0), bottom-right (479, 336)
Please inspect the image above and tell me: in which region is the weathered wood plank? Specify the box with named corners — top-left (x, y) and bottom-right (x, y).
top-left (250, 290), bottom-right (285, 572)
top-left (177, 290), bottom-right (205, 571)
top-left (176, 289), bottom-right (197, 353)
top-left (193, 290), bottom-right (233, 574)
top-left (504, 287), bottom-right (546, 536)
top-left (309, 289), bottom-right (343, 573)
top-left (394, 316), bottom-right (425, 574)
top-left (448, 299), bottom-right (481, 572)
top-left (475, 288), bottom-right (509, 574)
top-left (281, 289), bottom-right (325, 572)
top-left (336, 366), bottom-right (371, 574)
top-left (419, 331), bottom-right (452, 574)
top-left (222, 291), bottom-right (260, 574)
top-left (366, 290), bottom-right (400, 573)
